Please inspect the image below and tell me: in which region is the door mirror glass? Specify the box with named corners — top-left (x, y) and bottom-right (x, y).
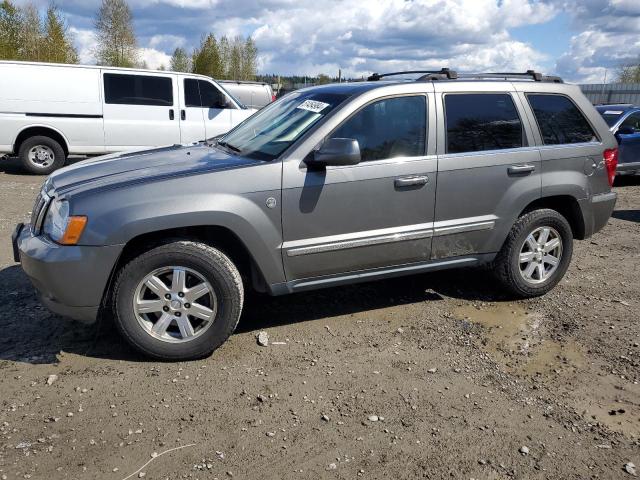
top-left (307, 138), bottom-right (361, 167)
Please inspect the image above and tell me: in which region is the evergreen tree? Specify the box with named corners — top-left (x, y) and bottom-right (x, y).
top-left (170, 47), bottom-right (190, 72)
top-left (94, 0), bottom-right (138, 67)
top-left (0, 0), bottom-right (22, 60)
top-left (192, 33), bottom-right (222, 78)
top-left (43, 4), bottom-right (78, 64)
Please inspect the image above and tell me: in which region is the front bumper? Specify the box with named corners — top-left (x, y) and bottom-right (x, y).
top-left (13, 223), bottom-right (123, 324)
top-left (617, 161), bottom-right (640, 175)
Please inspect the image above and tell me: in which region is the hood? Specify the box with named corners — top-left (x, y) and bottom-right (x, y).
top-left (48, 143), bottom-right (259, 197)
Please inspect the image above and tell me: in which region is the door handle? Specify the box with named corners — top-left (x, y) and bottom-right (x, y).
top-left (508, 164), bottom-right (535, 175)
top-left (181, 109), bottom-right (186, 120)
top-left (394, 175), bottom-right (429, 188)
top-left (169, 109), bottom-right (174, 120)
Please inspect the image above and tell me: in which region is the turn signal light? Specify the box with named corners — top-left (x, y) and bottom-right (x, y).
top-left (60, 216), bottom-right (88, 245)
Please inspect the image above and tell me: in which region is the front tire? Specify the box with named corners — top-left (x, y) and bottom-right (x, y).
top-left (18, 136), bottom-right (66, 175)
top-left (112, 241), bottom-right (244, 360)
top-left (493, 209), bottom-right (573, 298)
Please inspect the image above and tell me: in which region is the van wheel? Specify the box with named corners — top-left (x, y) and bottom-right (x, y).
top-left (18, 136), bottom-right (66, 175)
top-left (493, 209), bottom-right (573, 298)
top-left (112, 241), bottom-right (244, 360)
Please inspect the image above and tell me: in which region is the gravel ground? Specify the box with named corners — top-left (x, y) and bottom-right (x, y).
top-left (0, 156), bottom-right (639, 479)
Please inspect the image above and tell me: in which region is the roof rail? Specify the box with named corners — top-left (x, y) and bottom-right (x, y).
top-left (367, 68), bottom-right (457, 81)
top-left (366, 69), bottom-right (562, 83)
top-left (456, 70), bottom-right (563, 83)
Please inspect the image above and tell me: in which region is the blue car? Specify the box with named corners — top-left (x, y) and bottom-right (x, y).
top-left (596, 104), bottom-right (640, 175)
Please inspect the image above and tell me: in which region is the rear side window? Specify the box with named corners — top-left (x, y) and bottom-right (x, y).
top-left (104, 73), bottom-right (173, 106)
top-left (332, 95), bottom-right (427, 162)
top-left (184, 79), bottom-right (201, 107)
top-left (445, 93), bottom-right (523, 154)
top-left (527, 94), bottom-right (597, 144)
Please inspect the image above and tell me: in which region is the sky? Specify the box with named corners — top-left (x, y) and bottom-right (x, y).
top-left (13, 0), bottom-right (640, 83)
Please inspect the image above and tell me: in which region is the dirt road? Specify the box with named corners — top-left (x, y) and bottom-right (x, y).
top-left (0, 157), bottom-right (638, 479)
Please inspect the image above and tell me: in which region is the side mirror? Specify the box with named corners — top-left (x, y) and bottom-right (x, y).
top-left (307, 138), bottom-right (361, 168)
top-left (616, 126), bottom-right (636, 135)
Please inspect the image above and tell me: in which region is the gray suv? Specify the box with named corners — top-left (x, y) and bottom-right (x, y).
top-left (13, 69), bottom-right (618, 360)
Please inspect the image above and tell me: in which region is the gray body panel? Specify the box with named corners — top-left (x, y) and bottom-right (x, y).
top-left (14, 79), bottom-right (618, 324)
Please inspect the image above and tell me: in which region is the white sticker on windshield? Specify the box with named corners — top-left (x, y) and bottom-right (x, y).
top-left (297, 99), bottom-right (330, 113)
top-left (604, 110), bottom-right (623, 115)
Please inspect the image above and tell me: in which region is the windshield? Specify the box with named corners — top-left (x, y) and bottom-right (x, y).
top-left (215, 90), bottom-right (351, 160)
top-left (598, 109), bottom-right (624, 127)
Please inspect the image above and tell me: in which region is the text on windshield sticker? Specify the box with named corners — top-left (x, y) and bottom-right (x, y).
top-left (297, 100), bottom-right (330, 113)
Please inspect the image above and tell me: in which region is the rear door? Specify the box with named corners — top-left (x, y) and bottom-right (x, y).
top-left (179, 77), bottom-right (206, 143)
top-left (102, 71), bottom-right (181, 150)
top-left (432, 86), bottom-right (541, 259)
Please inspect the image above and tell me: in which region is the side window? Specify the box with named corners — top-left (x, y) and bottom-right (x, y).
top-left (331, 95), bottom-right (426, 162)
top-left (184, 78), bottom-right (201, 107)
top-left (104, 73), bottom-right (173, 106)
top-left (198, 80), bottom-right (224, 108)
top-left (620, 113), bottom-right (640, 131)
top-left (527, 94), bottom-right (597, 144)
top-left (445, 93), bottom-right (523, 154)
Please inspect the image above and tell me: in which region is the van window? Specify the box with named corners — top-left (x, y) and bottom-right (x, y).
top-left (445, 93), bottom-right (523, 154)
top-left (198, 80), bottom-right (223, 108)
top-left (527, 94), bottom-right (597, 144)
top-left (104, 73), bottom-right (173, 106)
top-left (184, 79), bottom-right (201, 107)
top-left (332, 95), bottom-right (427, 162)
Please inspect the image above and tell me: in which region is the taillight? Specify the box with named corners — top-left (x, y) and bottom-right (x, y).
top-left (603, 148), bottom-right (618, 187)
top-left (271, 94), bottom-right (276, 102)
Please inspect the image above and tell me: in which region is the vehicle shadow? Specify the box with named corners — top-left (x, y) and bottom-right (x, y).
top-left (612, 209), bottom-right (640, 223)
top-left (0, 156), bottom-right (85, 175)
top-left (614, 175), bottom-right (640, 187)
top-left (0, 262), bottom-right (506, 365)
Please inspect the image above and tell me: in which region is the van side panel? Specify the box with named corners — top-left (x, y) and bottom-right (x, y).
top-left (0, 63), bottom-right (105, 154)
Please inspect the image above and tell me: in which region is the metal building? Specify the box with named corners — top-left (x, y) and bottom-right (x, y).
top-left (580, 83), bottom-right (640, 105)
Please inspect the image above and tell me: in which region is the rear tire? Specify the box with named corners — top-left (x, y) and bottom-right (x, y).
top-left (18, 135), bottom-right (66, 175)
top-left (112, 241), bottom-right (244, 360)
top-left (493, 209), bottom-right (573, 298)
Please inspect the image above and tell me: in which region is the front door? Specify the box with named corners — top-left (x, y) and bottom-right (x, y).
top-left (102, 71), bottom-right (181, 150)
top-left (616, 111), bottom-right (640, 165)
top-left (432, 91), bottom-right (541, 259)
top-left (197, 80), bottom-right (233, 139)
top-left (179, 77), bottom-right (206, 143)
top-left (281, 94), bottom-right (437, 281)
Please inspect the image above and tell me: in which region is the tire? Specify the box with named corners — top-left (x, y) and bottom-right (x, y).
top-left (18, 135), bottom-right (66, 175)
top-left (112, 241), bottom-right (244, 360)
top-left (493, 209), bottom-right (573, 298)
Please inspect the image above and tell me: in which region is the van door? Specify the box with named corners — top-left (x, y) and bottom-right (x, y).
top-left (197, 80), bottom-right (233, 138)
top-left (179, 77), bottom-right (206, 143)
top-left (432, 90), bottom-right (541, 259)
top-left (102, 71), bottom-right (181, 150)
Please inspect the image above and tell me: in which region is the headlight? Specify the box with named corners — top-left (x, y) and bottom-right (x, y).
top-left (43, 199), bottom-right (87, 245)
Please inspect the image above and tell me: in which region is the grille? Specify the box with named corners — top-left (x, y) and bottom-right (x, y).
top-left (30, 191), bottom-right (50, 234)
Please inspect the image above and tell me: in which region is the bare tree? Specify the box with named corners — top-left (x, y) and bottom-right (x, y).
top-left (170, 47), bottom-right (190, 72)
top-left (94, 0), bottom-right (138, 67)
top-left (617, 61), bottom-right (640, 83)
top-left (20, 3), bottom-right (44, 61)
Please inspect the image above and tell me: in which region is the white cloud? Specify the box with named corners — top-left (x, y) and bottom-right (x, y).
top-left (70, 27), bottom-right (97, 64)
top-left (138, 47), bottom-right (172, 69)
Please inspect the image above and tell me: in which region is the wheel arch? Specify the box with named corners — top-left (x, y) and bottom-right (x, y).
top-left (518, 195), bottom-right (586, 240)
top-left (13, 125), bottom-right (70, 156)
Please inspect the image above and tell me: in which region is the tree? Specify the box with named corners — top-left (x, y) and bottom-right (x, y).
top-left (170, 47), bottom-right (190, 72)
top-left (43, 4), bottom-right (78, 64)
top-left (20, 3), bottom-right (44, 61)
top-left (617, 62), bottom-right (640, 83)
top-left (192, 33), bottom-right (222, 78)
top-left (227, 36), bottom-right (243, 80)
top-left (0, 0), bottom-right (22, 60)
top-left (241, 36), bottom-right (257, 81)
top-left (317, 73), bottom-right (331, 84)
top-left (94, 0), bottom-right (138, 67)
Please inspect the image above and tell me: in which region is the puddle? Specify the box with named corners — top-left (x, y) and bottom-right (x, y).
top-left (454, 303), bottom-right (640, 437)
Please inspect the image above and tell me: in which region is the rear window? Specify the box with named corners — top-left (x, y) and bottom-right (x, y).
top-left (527, 94), bottom-right (597, 144)
top-left (104, 73), bottom-right (173, 106)
top-left (445, 93), bottom-right (523, 154)
top-left (598, 109), bottom-right (624, 127)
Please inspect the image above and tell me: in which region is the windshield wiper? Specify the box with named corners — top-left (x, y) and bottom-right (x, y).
top-left (216, 140), bottom-right (242, 154)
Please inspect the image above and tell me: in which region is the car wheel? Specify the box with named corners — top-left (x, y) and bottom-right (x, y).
top-left (18, 136), bottom-right (66, 175)
top-left (493, 209), bottom-right (573, 298)
top-left (112, 241), bottom-right (244, 360)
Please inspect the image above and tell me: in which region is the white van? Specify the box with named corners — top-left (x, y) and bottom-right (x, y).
top-left (0, 61), bottom-right (256, 174)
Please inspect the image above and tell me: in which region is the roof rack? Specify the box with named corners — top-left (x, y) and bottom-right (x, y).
top-left (366, 69), bottom-right (562, 83)
top-left (367, 68), bottom-right (457, 81)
